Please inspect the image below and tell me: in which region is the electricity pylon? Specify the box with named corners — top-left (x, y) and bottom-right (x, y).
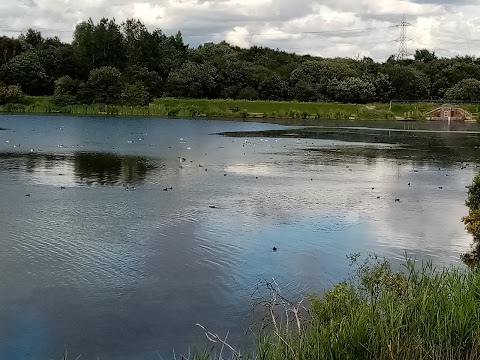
top-left (396, 15), bottom-right (412, 60)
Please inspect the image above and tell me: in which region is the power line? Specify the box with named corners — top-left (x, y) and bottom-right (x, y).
top-left (411, 38), bottom-right (460, 56)
top-left (282, 39), bottom-right (396, 50)
top-left (409, 30), bottom-right (470, 46)
top-left (251, 26), bottom-right (395, 37)
top-left (0, 25), bottom-right (397, 37)
top-left (411, 24), bottom-right (480, 43)
top-left (0, 26), bottom-right (74, 33)
top-left (248, 26), bottom-right (397, 51)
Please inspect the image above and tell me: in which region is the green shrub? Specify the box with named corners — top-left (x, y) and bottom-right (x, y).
top-left (121, 81), bottom-right (152, 106)
top-left (187, 105), bottom-right (200, 117)
top-left (53, 76), bottom-right (80, 105)
top-left (166, 106), bottom-right (180, 116)
top-left (0, 84), bottom-right (25, 105)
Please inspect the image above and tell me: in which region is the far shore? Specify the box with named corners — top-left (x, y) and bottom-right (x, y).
top-left (1, 97), bottom-right (478, 124)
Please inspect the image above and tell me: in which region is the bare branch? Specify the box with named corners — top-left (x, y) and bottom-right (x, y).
top-left (196, 323), bottom-right (241, 358)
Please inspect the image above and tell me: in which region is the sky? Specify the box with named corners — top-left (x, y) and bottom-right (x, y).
top-left (1, 0), bottom-right (480, 61)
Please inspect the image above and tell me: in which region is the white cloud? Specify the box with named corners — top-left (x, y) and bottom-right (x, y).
top-left (0, 0), bottom-right (479, 60)
top-left (225, 26), bottom-right (251, 47)
top-left (132, 3), bottom-right (167, 26)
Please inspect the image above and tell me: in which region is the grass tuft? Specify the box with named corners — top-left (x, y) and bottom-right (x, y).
top-left (254, 255), bottom-right (480, 360)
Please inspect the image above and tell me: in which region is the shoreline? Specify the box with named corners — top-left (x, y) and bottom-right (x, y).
top-left (2, 97), bottom-right (478, 124)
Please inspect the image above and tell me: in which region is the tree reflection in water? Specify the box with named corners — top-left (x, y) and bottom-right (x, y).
top-left (73, 152), bottom-right (153, 185)
top-left (0, 152), bottom-right (156, 186)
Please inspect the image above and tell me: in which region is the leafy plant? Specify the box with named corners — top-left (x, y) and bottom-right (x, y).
top-left (0, 84), bottom-right (25, 105)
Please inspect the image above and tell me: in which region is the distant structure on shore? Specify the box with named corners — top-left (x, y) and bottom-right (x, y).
top-left (426, 104), bottom-right (475, 122)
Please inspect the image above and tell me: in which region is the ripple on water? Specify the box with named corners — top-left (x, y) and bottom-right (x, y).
top-left (0, 116), bottom-right (478, 359)
top-left (3, 201), bottom-right (148, 289)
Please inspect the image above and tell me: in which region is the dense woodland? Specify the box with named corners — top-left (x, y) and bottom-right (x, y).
top-left (1, 18), bottom-right (480, 106)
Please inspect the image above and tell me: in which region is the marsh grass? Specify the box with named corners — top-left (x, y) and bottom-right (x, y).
top-left (254, 255), bottom-right (480, 360)
top-left (4, 97), bottom-right (472, 121)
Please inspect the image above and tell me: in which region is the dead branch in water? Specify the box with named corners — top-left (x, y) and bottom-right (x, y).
top-left (196, 323), bottom-right (242, 359)
top-left (251, 278), bottom-right (309, 337)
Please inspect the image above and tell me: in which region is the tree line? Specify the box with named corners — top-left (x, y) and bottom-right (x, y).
top-left (1, 18), bottom-right (480, 106)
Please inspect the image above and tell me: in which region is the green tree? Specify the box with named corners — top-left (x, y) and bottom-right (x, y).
top-left (363, 73), bottom-right (393, 102)
top-left (122, 19), bottom-right (150, 67)
top-left (289, 60), bottom-right (358, 100)
top-left (358, 57), bottom-right (379, 76)
top-left (8, 18), bottom-right (480, 105)
top-left (239, 63), bottom-right (274, 91)
top-left (414, 49), bottom-right (437, 63)
top-left (121, 19), bottom-right (187, 78)
top-left (237, 86), bottom-right (259, 100)
top-left (53, 76), bottom-right (81, 104)
top-left (445, 78), bottom-right (480, 102)
top-left (167, 61), bottom-right (222, 98)
top-left (122, 65), bottom-right (162, 97)
top-left (462, 173), bottom-right (480, 265)
top-left (466, 173), bottom-right (480, 211)
top-left (291, 80), bottom-right (317, 102)
top-left (0, 36), bottom-right (23, 66)
top-left (258, 75), bottom-right (290, 101)
top-left (431, 60), bottom-right (480, 99)
top-left (0, 51), bottom-right (50, 95)
top-left (219, 63), bottom-right (246, 91)
top-left (238, 46), bottom-right (298, 77)
top-left (121, 81), bottom-right (152, 106)
top-left (19, 29), bottom-right (43, 50)
top-left (140, 29), bottom-right (188, 79)
top-left (384, 65), bottom-right (430, 100)
top-left (220, 85), bottom-right (242, 99)
top-left (192, 42), bottom-right (237, 64)
top-left (73, 19), bottom-right (95, 68)
top-left (73, 18), bottom-right (126, 69)
top-left (85, 66), bottom-right (122, 103)
top-left (329, 77), bottom-right (376, 104)
top-left (40, 46), bottom-right (87, 80)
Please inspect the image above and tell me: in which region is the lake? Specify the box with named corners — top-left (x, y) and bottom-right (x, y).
top-left (0, 115), bottom-right (478, 359)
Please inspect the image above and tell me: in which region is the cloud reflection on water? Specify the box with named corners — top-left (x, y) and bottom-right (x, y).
top-left (0, 116), bottom-right (479, 359)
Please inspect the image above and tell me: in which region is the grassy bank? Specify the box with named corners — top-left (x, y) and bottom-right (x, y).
top-left (2, 97), bottom-right (479, 122)
top-left (259, 257), bottom-right (480, 360)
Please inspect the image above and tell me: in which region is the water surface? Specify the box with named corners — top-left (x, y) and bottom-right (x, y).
top-left (0, 115), bottom-right (478, 359)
